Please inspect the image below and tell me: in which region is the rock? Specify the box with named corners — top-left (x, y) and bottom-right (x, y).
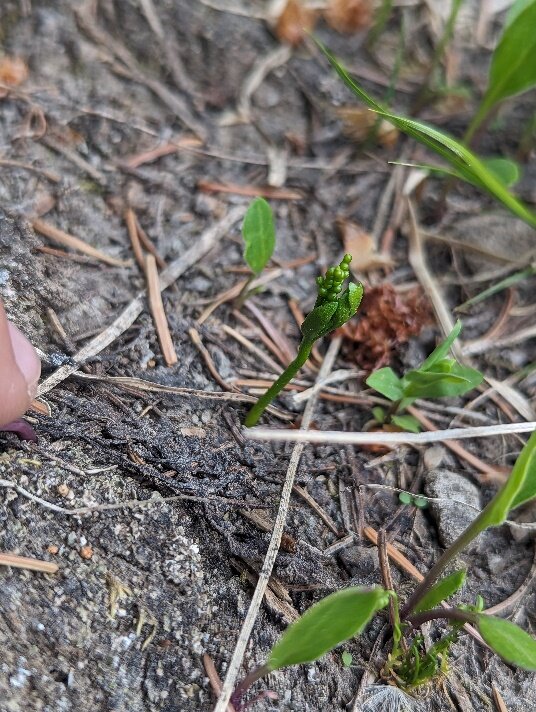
top-left (423, 469), bottom-right (481, 548)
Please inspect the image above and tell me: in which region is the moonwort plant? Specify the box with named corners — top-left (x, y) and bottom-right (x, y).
top-left (230, 432), bottom-right (536, 708)
top-left (244, 254), bottom-right (363, 427)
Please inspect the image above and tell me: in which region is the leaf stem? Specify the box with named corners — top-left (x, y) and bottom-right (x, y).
top-left (244, 339), bottom-right (314, 427)
top-left (231, 663), bottom-right (271, 709)
top-left (406, 607), bottom-right (477, 628)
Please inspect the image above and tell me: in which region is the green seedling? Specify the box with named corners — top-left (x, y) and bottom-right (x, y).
top-left (316, 39), bottom-right (536, 229)
top-left (366, 321), bottom-right (483, 433)
top-left (237, 197), bottom-right (276, 306)
top-left (244, 255), bottom-right (363, 427)
top-left (464, 0), bottom-right (536, 144)
top-left (231, 433), bottom-right (536, 708)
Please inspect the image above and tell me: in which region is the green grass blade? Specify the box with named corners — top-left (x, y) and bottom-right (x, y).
top-left (456, 266), bottom-right (536, 312)
top-left (267, 587), bottom-right (390, 670)
top-left (420, 321), bottom-right (462, 370)
top-left (316, 40), bottom-right (536, 228)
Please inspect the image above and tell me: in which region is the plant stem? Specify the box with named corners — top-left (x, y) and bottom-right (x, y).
top-left (401, 504), bottom-right (491, 618)
top-left (244, 339), bottom-right (314, 427)
top-left (231, 664), bottom-right (271, 709)
top-left (406, 607), bottom-right (477, 628)
top-left (234, 274), bottom-right (255, 309)
top-left (463, 100), bottom-right (492, 146)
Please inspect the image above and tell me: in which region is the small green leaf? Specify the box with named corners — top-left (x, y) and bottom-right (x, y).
top-left (477, 615), bottom-right (536, 670)
top-left (413, 496), bottom-right (428, 509)
top-left (402, 363), bottom-right (483, 399)
top-left (266, 587), bottom-right (390, 671)
top-left (300, 302), bottom-right (338, 341)
top-left (242, 197), bottom-right (275, 275)
top-left (483, 157), bottom-right (521, 187)
top-left (477, 1), bottom-right (536, 128)
top-left (483, 432), bottom-right (536, 527)
top-left (391, 414), bottom-right (421, 433)
top-left (372, 406), bottom-right (386, 423)
top-left (420, 321), bottom-right (462, 371)
top-left (398, 491), bottom-right (413, 505)
top-left (414, 570), bottom-right (467, 613)
top-left (366, 367), bottom-right (404, 402)
top-left (341, 652), bottom-right (353, 667)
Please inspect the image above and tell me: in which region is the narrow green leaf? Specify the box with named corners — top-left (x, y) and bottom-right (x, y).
top-left (420, 321), bottom-right (462, 370)
top-left (478, 614), bottom-right (536, 670)
top-left (267, 587), bottom-right (390, 670)
top-left (456, 266), bottom-right (535, 312)
top-left (478, 1), bottom-right (536, 122)
top-left (483, 157), bottom-right (521, 187)
top-left (316, 40), bottom-right (536, 228)
top-left (242, 197), bottom-right (275, 275)
top-left (509, 431), bottom-right (536, 510)
top-left (300, 302), bottom-right (338, 341)
top-left (391, 414), bottom-right (421, 433)
top-left (402, 363), bottom-right (483, 399)
top-left (482, 432), bottom-right (536, 527)
top-left (366, 367), bottom-right (404, 401)
top-left (414, 570), bottom-right (467, 613)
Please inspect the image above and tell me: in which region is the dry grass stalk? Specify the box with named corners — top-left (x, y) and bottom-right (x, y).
top-left (33, 218), bottom-right (129, 268)
top-left (145, 253), bottom-right (177, 366)
top-left (0, 552), bottom-right (58, 574)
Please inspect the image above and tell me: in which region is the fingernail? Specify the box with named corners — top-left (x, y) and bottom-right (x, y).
top-left (7, 323), bottom-right (41, 399)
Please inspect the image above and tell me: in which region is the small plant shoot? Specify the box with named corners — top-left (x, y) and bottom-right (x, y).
top-left (231, 433), bottom-right (536, 705)
top-left (366, 321), bottom-right (483, 432)
top-left (236, 197), bottom-right (276, 306)
top-left (244, 255), bottom-right (363, 426)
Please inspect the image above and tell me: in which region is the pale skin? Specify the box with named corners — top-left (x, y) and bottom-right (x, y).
top-left (0, 299), bottom-right (41, 427)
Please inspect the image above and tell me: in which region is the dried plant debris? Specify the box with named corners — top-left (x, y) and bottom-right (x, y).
top-left (339, 284), bottom-right (431, 370)
top-left (336, 106), bottom-right (399, 148)
top-left (338, 219), bottom-right (394, 273)
top-left (324, 0), bottom-right (374, 33)
top-left (274, 0), bottom-right (318, 46)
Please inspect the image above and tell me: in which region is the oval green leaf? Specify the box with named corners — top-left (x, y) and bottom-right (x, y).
top-left (402, 364), bottom-right (483, 399)
top-left (478, 614), bottom-right (536, 670)
top-left (483, 157), bottom-right (521, 188)
top-left (366, 367), bottom-right (404, 402)
top-left (242, 197), bottom-right (275, 275)
top-left (391, 414), bottom-right (421, 433)
top-left (267, 587), bottom-right (390, 671)
top-left (414, 570), bottom-right (467, 613)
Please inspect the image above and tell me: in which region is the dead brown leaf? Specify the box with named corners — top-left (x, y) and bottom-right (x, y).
top-left (336, 106), bottom-right (399, 148)
top-left (275, 0), bottom-right (318, 46)
top-left (324, 0), bottom-right (373, 33)
top-left (337, 219), bottom-right (394, 273)
top-left (339, 283), bottom-right (431, 370)
top-left (0, 56), bottom-right (29, 86)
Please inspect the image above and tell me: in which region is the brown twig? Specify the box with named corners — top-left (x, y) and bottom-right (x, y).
top-left (202, 655), bottom-right (236, 712)
top-left (292, 484), bottom-right (341, 536)
top-left (197, 180), bottom-right (303, 200)
top-left (491, 684), bottom-right (509, 712)
top-left (0, 552), bottom-right (58, 574)
top-left (189, 327), bottom-right (236, 391)
top-left (145, 254), bottom-right (178, 366)
top-left (125, 207), bottom-right (144, 269)
top-left (33, 218), bottom-right (130, 268)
